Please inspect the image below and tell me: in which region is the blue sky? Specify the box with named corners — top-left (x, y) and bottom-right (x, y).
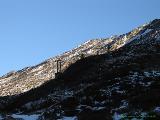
top-left (0, 0), bottom-right (160, 76)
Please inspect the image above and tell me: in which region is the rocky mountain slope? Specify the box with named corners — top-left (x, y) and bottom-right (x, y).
top-left (0, 19), bottom-right (157, 97)
top-left (0, 19), bottom-right (160, 120)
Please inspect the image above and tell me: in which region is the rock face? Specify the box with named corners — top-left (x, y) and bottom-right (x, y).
top-left (0, 19), bottom-right (160, 119)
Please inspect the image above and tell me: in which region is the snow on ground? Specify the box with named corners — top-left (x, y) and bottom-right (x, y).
top-left (124, 34), bottom-right (140, 46)
top-left (122, 29), bottom-right (153, 47)
top-left (12, 114), bottom-right (40, 120)
top-left (154, 107), bottom-right (160, 113)
top-left (119, 100), bottom-right (128, 109)
top-left (113, 112), bottom-right (123, 120)
top-left (144, 71), bottom-right (160, 77)
top-left (58, 116), bottom-right (77, 120)
top-left (0, 115), bottom-right (2, 120)
top-left (113, 112), bottom-right (148, 120)
top-left (155, 33), bottom-right (160, 41)
top-left (93, 106), bottom-right (106, 111)
top-left (141, 29), bottom-right (152, 36)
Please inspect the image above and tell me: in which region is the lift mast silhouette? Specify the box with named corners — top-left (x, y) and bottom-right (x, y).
top-left (55, 59), bottom-right (62, 79)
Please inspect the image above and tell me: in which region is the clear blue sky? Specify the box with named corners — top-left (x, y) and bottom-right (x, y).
top-left (0, 0), bottom-right (160, 76)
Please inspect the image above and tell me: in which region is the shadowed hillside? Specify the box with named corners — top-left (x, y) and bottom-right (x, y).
top-left (0, 19), bottom-right (160, 120)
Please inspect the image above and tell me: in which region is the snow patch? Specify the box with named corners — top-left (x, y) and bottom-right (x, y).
top-left (155, 33), bottom-right (160, 41)
top-left (144, 71), bottom-right (160, 77)
top-left (154, 107), bottom-right (160, 113)
top-left (12, 114), bottom-right (40, 120)
top-left (119, 100), bottom-right (128, 109)
top-left (93, 107), bottom-right (106, 111)
top-left (87, 49), bottom-right (93, 54)
top-left (58, 116), bottom-right (77, 120)
top-left (0, 115), bottom-right (3, 120)
top-left (113, 112), bottom-right (122, 120)
top-left (124, 35), bottom-right (140, 46)
top-left (141, 29), bottom-right (152, 36)
top-left (123, 29), bottom-right (152, 47)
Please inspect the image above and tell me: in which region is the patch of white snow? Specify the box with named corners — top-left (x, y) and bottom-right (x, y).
top-left (58, 116), bottom-right (77, 120)
top-left (141, 29), bottom-right (152, 36)
top-left (12, 114), bottom-right (40, 120)
top-left (113, 112), bottom-right (122, 120)
top-left (154, 107), bottom-right (160, 113)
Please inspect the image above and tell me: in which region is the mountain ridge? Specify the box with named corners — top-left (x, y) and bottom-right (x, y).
top-left (0, 19), bottom-right (158, 96)
top-left (0, 19), bottom-right (160, 119)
